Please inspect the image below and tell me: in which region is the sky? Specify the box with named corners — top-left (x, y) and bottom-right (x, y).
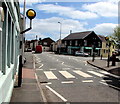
top-left (19, 0), bottom-right (119, 41)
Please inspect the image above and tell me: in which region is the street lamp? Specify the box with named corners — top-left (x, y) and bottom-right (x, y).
top-left (58, 22), bottom-right (62, 54)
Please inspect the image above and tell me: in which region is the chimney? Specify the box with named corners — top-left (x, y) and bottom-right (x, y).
top-left (70, 30), bottom-right (72, 34)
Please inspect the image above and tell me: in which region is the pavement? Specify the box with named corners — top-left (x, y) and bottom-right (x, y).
top-left (10, 52), bottom-right (43, 102)
top-left (87, 59), bottom-right (120, 77)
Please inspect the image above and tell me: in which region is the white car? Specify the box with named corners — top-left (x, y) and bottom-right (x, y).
top-left (75, 51), bottom-right (89, 57)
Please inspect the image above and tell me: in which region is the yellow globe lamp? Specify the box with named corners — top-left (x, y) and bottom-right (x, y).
top-left (26, 9), bottom-right (36, 20)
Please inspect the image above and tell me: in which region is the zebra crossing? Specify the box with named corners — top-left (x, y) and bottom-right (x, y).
top-left (37, 68), bottom-right (109, 80)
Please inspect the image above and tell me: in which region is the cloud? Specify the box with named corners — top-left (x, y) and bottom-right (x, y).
top-left (89, 23), bottom-right (117, 36)
top-left (82, 1), bottom-right (118, 17)
top-left (36, 4), bottom-right (98, 20)
top-left (25, 17), bottom-right (87, 40)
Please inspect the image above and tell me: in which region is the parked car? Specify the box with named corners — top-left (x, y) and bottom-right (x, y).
top-left (75, 51), bottom-right (89, 57)
top-left (27, 48), bottom-right (32, 52)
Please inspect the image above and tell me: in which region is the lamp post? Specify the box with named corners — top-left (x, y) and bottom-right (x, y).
top-left (58, 22), bottom-right (62, 54)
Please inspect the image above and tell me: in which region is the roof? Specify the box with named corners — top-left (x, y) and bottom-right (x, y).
top-left (63, 31), bottom-right (94, 40)
top-left (98, 35), bottom-right (106, 42)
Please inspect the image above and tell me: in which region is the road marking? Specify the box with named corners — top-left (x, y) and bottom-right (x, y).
top-left (87, 71), bottom-right (104, 77)
top-left (46, 85), bottom-right (67, 102)
top-left (73, 70), bottom-right (93, 78)
top-left (62, 62), bottom-right (64, 64)
top-left (44, 71), bottom-right (58, 80)
top-left (82, 80), bottom-right (93, 83)
top-left (75, 68), bottom-right (82, 70)
top-left (35, 73), bottom-right (47, 102)
top-left (59, 71), bottom-right (75, 79)
top-left (39, 64), bottom-right (44, 68)
top-left (100, 81), bottom-right (108, 86)
top-left (99, 70), bottom-right (120, 78)
top-left (62, 68), bottom-right (70, 70)
top-left (101, 80), bottom-right (112, 82)
top-left (100, 81), bottom-right (120, 90)
top-left (49, 68), bottom-right (56, 70)
top-left (61, 81), bottom-right (74, 84)
top-left (36, 69), bottom-right (43, 71)
top-left (57, 59), bottom-right (59, 61)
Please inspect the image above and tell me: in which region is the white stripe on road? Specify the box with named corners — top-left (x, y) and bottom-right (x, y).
top-left (73, 70), bottom-right (93, 78)
top-left (99, 70), bottom-right (120, 78)
top-left (39, 64), bottom-right (44, 68)
top-left (61, 81), bottom-right (74, 84)
top-left (75, 68), bottom-right (82, 70)
top-left (101, 80), bottom-right (112, 82)
top-left (49, 68), bottom-right (56, 70)
top-left (82, 80), bottom-right (93, 83)
top-left (87, 71), bottom-right (104, 77)
top-left (62, 68), bottom-right (70, 70)
top-left (44, 71), bottom-right (58, 80)
top-left (46, 85), bottom-right (67, 102)
top-left (59, 71), bottom-right (75, 79)
top-left (100, 81), bottom-right (120, 90)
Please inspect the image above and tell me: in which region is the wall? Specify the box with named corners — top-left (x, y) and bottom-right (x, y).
top-left (0, 1), bottom-right (20, 103)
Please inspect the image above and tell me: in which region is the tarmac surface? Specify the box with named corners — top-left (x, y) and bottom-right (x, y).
top-left (10, 52), bottom-right (120, 103)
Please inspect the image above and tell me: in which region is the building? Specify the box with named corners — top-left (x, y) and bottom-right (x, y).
top-left (62, 31), bottom-right (102, 56)
top-left (39, 37), bottom-right (55, 51)
top-left (0, 1), bottom-right (21, 103)
top-left (98, 35), bottom-right (116, 57)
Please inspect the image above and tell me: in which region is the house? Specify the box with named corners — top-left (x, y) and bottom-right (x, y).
top-left (98, 35), bottom-right (116, 57)
top-left (0, 1), bottom-right (21, 103)
top-left (39, 37), bottom-right (55, 51)
top-left (62, 31), bottom-right (102, 56)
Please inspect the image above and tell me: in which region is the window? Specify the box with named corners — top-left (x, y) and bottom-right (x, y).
top-left (64, 41), bottom-right (67, 45)
top-left (11, 22), bottom-right (14, 64)
top-left (2, 4), bottom-right (7, 74)
top-left (84, 40), bottom-right (87, 46)
top-left (0, 13), bottom-right (2, 74)
top-left (7, 13), bottom-right (12, 67)
top-left (75, 40), bottom-right (78, 46)
top-left (70, 41), bottom-right (71, 45)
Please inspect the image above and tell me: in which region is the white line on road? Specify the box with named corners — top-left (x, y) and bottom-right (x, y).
top-left (87, 71), bottom-right (104, 77)
top-left (49, 68), bottom-right (56, 70)
top-left (39, 64), bottom-right (44, 68)
top-left (61, 81), bottom-right (74, 84)
top-left (82, 80), bottom-right (93, 83)
top-left (59, 71), bottom-right (75, 79)
top-left (46, 85), bottom-right (67, 102)
top-left (101, 80), bottom-right (112, 82)
top-left (44, 71), bottom-right (58, 80)
top-left (99, 70), bottom-right (120, 78)
top-left (61, 62), bottom-right (64, 64)
top-left (75, 68), bottom-right (82, 70)
top-left (62, 68), bottom-right (70, 70)
top-left (100, 80), bottom-right (120, 90)
top-left (35, 73), bottom-right (47, 102)
top-left (73, 70), bottom-right (93, 78)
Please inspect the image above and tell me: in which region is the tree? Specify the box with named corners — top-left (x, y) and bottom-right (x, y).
top-left (112, 26), bottom-right (120, 49)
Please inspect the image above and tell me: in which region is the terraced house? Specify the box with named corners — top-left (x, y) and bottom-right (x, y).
top-left (0, 0), bottom-right (21, 103)
top-left (62, 31), bottom-right (102, 56)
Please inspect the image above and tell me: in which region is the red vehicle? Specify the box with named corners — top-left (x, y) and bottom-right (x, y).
top-left (35, 45), bottom-right (42, 53)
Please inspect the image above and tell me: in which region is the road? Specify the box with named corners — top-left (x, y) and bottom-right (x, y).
top-left (34, 52), bottom-right (120, 103)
